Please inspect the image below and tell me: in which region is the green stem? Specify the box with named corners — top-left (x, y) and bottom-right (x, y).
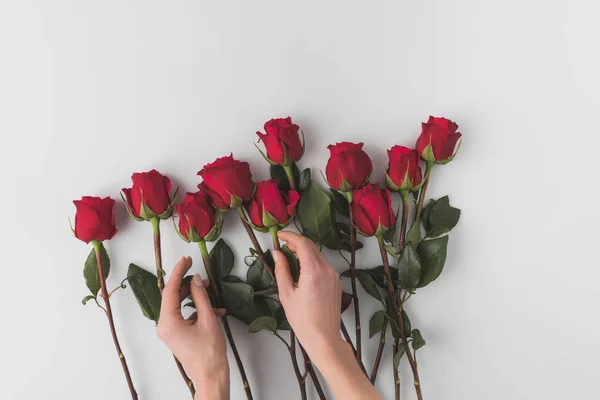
top-left (344, 190), bottom-right (363, 369)
top-left (236, 207), bottom-right (277, 283)
top-left (150, 219), bottom-right (195, 396)
top-left (415, 162), bottom-right (434, 221)
top-left (269, 226), bottom-right (281, 251)
top-left (283, 164), bottom-right (297, 191)
top-left (197, 240), bottom-right (254, 400)
top-left (398, 190), bottom-right (410, 250)
top-left (376, 236), bottom-right (423, 400)
top-left (91, 241), bottom-right (139, 400)
top-left (150, 218), bottom-right (166, 291)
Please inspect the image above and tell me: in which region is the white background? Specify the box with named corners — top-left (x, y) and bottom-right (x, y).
top-left (1, 1), bottom-right (599, 399)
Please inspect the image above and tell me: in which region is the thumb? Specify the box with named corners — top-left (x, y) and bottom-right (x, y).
top-left (273, 250), bottom-right (293, 296)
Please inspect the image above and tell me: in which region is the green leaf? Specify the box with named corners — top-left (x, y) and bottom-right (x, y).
top-left (397, 245), bottom-right (422, 289)
top-left (402, 310), bottom-right (412, 337)
top-left (384, 296), bottom-right (401, 339)
top-left (393, 346), bottom-right (406, 370)
top-left (406, 219), bottom-right (422, 248)
top-left (426, 196), bottom-right (461, 237)
top-left (81, 295), bottom-right (95, 305)
top-left (369, 310), bottom-right (386, 338)
top-left (421, 199), bottom-right (436, 233)
top-left (270, 164), bottom-right (300, 191)
top-left (219, 280), bottom-right (269, 325)
top-left (355, 270), bottom-right (385, 305)
top-left (417, 236), bottom-right (449, 287)
top-left (83, 244), bottom-right (110, 296)
top-left (365, 266), bottom-right (397, 289)
top-left (248, 316), bottom-right (278, 333)
top-left (412, 329), bottom-right (426, 350)
top-left (282, 246), bottom-right (300, 282)
top-left (298, 182), bottom-right (335, 242)
top-left (329, 189), bottom-right (349, 218)
top-left (210, 239), bottom-right (235, 281)
top-left (385, 244), bottom-right (401, 259)
top-left (275, 305), bottom-right (290, 330)
top-left (341, 291), bottom-right (352, 313)
top-left (127, 264), bottom-right (162, 322)
top-left (246, 251), bottom-right (274, 291)
top-left (299, 168), bottom-right (312, 193)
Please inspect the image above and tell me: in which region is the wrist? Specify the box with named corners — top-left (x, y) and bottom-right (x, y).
top-left (306, 335), bottom-right (352, 370)
top-left (192, 368), bottom-right (229, 400)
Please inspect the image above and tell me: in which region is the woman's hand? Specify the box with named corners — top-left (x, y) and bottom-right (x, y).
top-left (157, 256), bottom-right (229, 400)
top-left (274, 231), bottom-right (382, 400)
top-left (273, 231), bottom-right (343, 357)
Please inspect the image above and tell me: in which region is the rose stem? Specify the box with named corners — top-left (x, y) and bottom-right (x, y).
top-left (236, 207), bottom-right (276, 283)
top-left (150, 217), bottom-right (196, 396)
top-left (92, 241), bottom-right (138, 400)
top-left (393, 338), bottom-right (400, 400)
top-left (270, 229), bottom-right (327, 400)
top-left (376, 236), bottom-right (424, 400)
top-left (345, 191), bottom-right (363, 368)
top-left (198, 240), bottom-right (254, 400)
top-left (341, 320), bottom-right (368, 375)
top-left (369, 318), bottom-right (388, 383)
top-left (283, 164), bottom-right (297, 191)
top-left (398, 190), bottom-right (410, 249)
top-left (414, 162), bottom-right (434, 221)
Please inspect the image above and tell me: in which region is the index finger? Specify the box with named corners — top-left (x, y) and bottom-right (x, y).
top-left (161, 256), bottom-right (193, 318)
top-left (277, 231), bottom-right (321, 271)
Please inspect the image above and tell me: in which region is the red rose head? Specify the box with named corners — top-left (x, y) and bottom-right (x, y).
top-left (386, 146), bottom-right (423, 191)
top-left (415, 116), bottom-right (462, 164)
top-left (174, 191), bottom-right (222, 242)
top-left (198, 154), bottom-right (255, 210)
top-left (73, 196), bottom-right (117, 243)
top-left (256, 117), bottom-right (304, 166)
top-left (245, 179), bottom-right (300, 231)
top-left (122, 169), bottom-right (176, 221)
top-left (325, 142), bottom-right (373, 192)
top-left (351, 183), bottom-right (396, 237)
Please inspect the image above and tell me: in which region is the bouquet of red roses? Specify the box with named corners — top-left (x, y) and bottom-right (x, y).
top-left (72, 116), bottom-right (461, 400)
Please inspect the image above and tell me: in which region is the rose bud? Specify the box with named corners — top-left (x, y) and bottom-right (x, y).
top-left (245, 179), bottom-right (300, 231)
top-left (73, 196), bottom-right (118, 243)
top-left (256, 117), bottom-right (304, 166)
top-left (351, 183), bottom-right (396, 237)
top-left (198, 154), bottom-right (255, 210)
top-left (174, 191), bottom-right (222, 242)
top-left (386, 146), bottom-right (423, 192)
top-left (325, 142), bottom-right (373, 192)
top-left (122, 169), bottom-right (176, 221)
top-left (416, 116), bottom-right (462, 164)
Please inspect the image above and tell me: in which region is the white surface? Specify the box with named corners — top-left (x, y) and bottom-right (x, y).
top-left (1, 1), bottom-right (599, 399)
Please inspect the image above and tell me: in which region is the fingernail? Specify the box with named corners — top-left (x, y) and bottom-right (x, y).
top-left (273, 251), bottom-right (279, 263)
top-left (192, 274), bottom-right (203, 287)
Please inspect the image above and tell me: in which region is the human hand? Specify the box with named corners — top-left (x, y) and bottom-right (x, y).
top-left (157, 256), bottom-right (229, 399)
top-left (274, 231), bottom-right (344, 360)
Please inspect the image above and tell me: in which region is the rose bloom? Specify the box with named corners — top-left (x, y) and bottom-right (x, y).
top-left (175, 191), bottom-right (220, 242)
top-left (73, 196), bottom-right (118, 243)
top-left (325, 142), bottom-right (372, 192)
top-left (416, 116), bottom-right (462, 163)
top-left (198, 154), bottom-right (254, 209)
top-left (256, 117), bottom-right (303, 165)
top-left (351, 183), bottom-right (396, 237)
top-left (245, 180), bottom-right (300, 229)
top-left (386, 145), bottom-right (422, 191)
top-left (122, 169), bottom-right (173, 219)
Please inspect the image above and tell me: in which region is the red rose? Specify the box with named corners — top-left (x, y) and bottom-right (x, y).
top-left (245, 179), bottom-right (300, 230)
top-left (174, 191), bottom-right (222, 242)
top-left (386, 146), bottom-right (422, 191)
top-left (122, 169), bottom-right (175, 221)
top-left (73, 196), bottom-right (118, 243)
top-left (351, 183), bottom-right (396, 237)
top-left (198, 154), bottom-right (254, 209)
top-left (256, 117), bottom-right (303, 165)
top-left (325, 142), bottom-right (373, 191)
top-left (415, 116), bottom-right (462, 163)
